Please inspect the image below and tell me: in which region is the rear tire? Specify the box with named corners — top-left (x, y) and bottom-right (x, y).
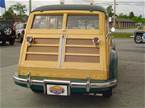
top-left (3, 27), bottom-right (12, 36)
top-left (103, 89), bottom-right (112, 98)
top-left (20, 37), bottom-right (23, 43)
top-left (2, 41), bottom-right (6, 45)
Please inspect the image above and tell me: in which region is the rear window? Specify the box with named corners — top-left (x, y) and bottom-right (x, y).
top-left (32, 15), bottom-right (63, 29)
top-left (67, 15), bottom-right (99, 29)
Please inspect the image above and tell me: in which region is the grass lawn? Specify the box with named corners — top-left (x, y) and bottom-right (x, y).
top-left (112, 33), bottom-right (133, 38)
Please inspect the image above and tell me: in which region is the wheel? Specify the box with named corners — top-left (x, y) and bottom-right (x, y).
top-left (9, 39), bottom-right (15, 45)
top-left (17, 33), bottom-right (20, 39)
top-left (2, 41), bottom-right (6, 45)
top-left (134, 35), bottom-right (142, 43)
top-left (3, 27), bottom-right (12, 36)
top-left (20, 37), bottom-right (23, 43)
top-left (143, 33), bottom-right (145, 42)
top-left (103, 89), bottom-right (112, 98)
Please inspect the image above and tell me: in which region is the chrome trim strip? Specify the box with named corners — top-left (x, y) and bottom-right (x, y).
top-left (43, 82), bottom-right (46, 94)
top-left (59, 35), bottom-right (65, 67)
top-left (27, 72), bottom-right (31, 88)
top-left (44, 79), bottom-right (70, 84)
top-left (86, 79), bottom-right (91, 92)
top-left (13, 75), bottom-right (117, 90)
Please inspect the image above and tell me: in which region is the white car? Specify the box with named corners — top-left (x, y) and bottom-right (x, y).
top-left (15, 23), bottom-right (26, 43)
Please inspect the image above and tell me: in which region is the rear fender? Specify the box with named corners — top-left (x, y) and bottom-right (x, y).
top-left (109, 49), bottom-right (118, 80)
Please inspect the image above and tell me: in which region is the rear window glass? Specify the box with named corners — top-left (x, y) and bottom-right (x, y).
top-left (67, 15), bottom-right (99, 29)
top-left (32, 15), bottom-right (63, 29)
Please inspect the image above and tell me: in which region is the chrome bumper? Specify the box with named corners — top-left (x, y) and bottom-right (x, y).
top-left (13, 75), bottom-right (117, 94)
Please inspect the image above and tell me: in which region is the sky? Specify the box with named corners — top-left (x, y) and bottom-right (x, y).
top-left (1, 0), bottom-right (145, 17)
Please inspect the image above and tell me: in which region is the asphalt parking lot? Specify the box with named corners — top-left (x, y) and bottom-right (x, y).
top-left (0, 39), bottom-right (145, 108)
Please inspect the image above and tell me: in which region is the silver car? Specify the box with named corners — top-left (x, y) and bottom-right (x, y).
top-left (15, 23), bottom-right (26, 43)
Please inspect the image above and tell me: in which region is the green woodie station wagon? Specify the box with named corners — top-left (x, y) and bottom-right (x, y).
top-left (13, 5), bottom-right (118, 97)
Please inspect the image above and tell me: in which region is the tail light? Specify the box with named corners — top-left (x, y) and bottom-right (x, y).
top-left (93, 37), bottom-right (100, 46)
top-left (27, 36), bottom-right (33, 45)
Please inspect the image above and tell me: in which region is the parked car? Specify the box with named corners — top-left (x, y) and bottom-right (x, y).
top-left (15, 23), bottom-right (26, 43)
top-left (13, 5), bottom-right (118, 97)
top-left (0, 20), bottom-right (16, 45)
top-left (134, 25), bottom-right (145, 43)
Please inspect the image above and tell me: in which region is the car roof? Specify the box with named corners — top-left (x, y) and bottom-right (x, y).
top-left (32, 5), bottom-right (107, 15)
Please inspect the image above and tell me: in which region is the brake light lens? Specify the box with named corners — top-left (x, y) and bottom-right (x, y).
top-left (93, 37), bottom-right (100, 46)
top-left (27, 36), bottom-right (33, 45)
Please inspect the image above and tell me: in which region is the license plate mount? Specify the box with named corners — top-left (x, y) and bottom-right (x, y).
top-left (46, 84), bottom-right (69, 96)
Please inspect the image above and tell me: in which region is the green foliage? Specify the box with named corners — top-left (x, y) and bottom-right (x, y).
top-left (106, 5), bottom-right (144, 23)
top-left (118, 12), bottom-right (145, 23)
top-left (132, 16), bottom-right (145, 23)
top-left (112, 33), bottom-right (132, 38)
top-left (106, 5), bottom-right (114, 17)
top-left (11, 3), bottom-right (26, 16)
top-left (2, 2), bottom-right (27, 21)
top-left (2, 8), bottom-right (16, 20)
top-left (129, 12), bottom-right (134, 18)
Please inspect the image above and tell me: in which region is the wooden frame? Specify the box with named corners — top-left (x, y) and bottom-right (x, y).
top-left (18, 10), bottom-right (109, 80)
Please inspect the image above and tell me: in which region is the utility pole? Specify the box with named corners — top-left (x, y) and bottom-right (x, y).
top-left (113, 0), bottom-right (116, 27)
top-left (29, 0), bottom-right (32, 14)
top-left (143, 2), bottom-right (145, 18)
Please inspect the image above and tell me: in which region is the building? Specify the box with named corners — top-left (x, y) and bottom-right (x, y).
top-left (115, 18), bottom-right (136, 29)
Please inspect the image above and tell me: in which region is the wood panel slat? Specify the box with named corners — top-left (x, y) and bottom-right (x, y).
top-left (65, 55), bottom-right (100, 63)
top-left (32, 44), bottom-right (59, 47)
top-left (27, 46), bottom-right (58, 53)
top-left (66, 39), bottom-right (93, 45)
top-left (34, 38), bottom-right (59, 44)
top-left (26, 52), bottom-right (58, 55)
top-left (65, 47), bottom-right (99, 54)
top-left (26, 54), bottom-right (58, 61)
top-left (66, 45), bottom-right (96, 48)
top-left (65, 53), bottom-right (99, 57)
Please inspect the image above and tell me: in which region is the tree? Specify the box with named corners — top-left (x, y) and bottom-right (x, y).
top-left (106, 5), bottom-right (114, 17)
top-left (138, 15), bottom-right (142, 18)
top-left (2, 3), bottom-right (27, 21)
top-left (119, 13), bottom-right (124, 17)
top-left (11, 3), bottom-right (26, 18)
top-left (2, 7), bottom-right (16, 20)
top-left (129, 11), bottom-right (134, 18)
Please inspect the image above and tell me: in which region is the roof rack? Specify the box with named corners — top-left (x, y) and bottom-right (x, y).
top-left (59, 0), bottom-right (96, 5)
top-left (32, 5), bottom-right (107, 15)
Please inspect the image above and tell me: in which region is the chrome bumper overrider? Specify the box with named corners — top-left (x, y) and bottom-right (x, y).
top-left (13, 75), bottom-right (117, 94)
